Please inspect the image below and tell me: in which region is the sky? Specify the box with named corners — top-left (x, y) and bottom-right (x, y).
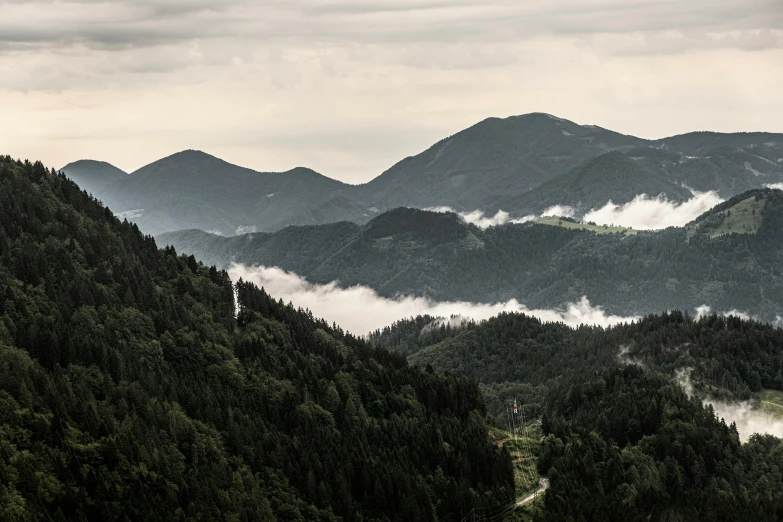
top-left (2, 0), bottom-right (783, 183)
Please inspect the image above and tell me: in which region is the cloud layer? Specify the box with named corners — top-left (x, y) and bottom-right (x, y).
top-left (229, 264), bottom-right (637, 335)
top-left (425, 205), bottom-right (574, 228)
top-left (583, 191), bottom-right (724, 230)
top-left (427, 191), bottom-right (723, 231)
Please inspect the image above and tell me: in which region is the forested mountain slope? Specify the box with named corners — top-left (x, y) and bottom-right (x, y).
top-left (540, 366), bottom-right (783, 521)
top-left (67, 115), bottom-right (783, 235)
top-left (352, 113), bottom-right (645, 211)
top-left (0, 156), bottom-right (514, 521)
top-left (372, 310), bottom-right (783, 415)
top-left (160, 189), bottom-right (783, 322)
top-left (370, 306), bottom-right (783, 519)
top-left (497, 150), bottom-right (694, 216)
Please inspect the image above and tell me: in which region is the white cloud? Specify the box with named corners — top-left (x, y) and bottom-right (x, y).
top-left (234, 225), bottom-right (257, 235)
top-left (228, 263), bottom-right (637, 335)
top-left (4, 1), bottom-right (783, 183)
top-left (425, 204), bottom-right (574, 229)
top-left (676, 368), bottom-right (783, 441)
top-left (583, 191), bottom-right (724, 230)
top-left (766, 183), bottom-right (783, 190)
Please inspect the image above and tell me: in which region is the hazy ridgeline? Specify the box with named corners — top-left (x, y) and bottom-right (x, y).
top-left (161, 189), bottom-right (783, 324)
top-left (63, 113), bottom-right (783, 237)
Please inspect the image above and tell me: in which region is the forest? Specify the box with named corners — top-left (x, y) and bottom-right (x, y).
top-left (372, 313), bottom-right (783, 520)
top-left (159, 189), bottom-right (783, 322)
top-left (0, 156), bottom-right (514, 521)
top-left (5, 154), bottom-right (783, 521)
top-left (371, 310), bottom-right (783, 419)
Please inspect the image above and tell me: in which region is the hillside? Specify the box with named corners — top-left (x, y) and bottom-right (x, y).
top-left (0, 156), bottom-right (514, 520)
top-left (94, 150), bottom-right (371, 236)
top-left (353, 113), bottom-right (645, 211)
top-left (160, 189), bottom-right (783, 322)
top-left (498, 150), bottom-right (694, 216)
top-left (60, 159), bottom-right (127, 196)
top-left (68, 115), bottom-right (783, 236)
top-left (370, 309), bottom-right (783, 519)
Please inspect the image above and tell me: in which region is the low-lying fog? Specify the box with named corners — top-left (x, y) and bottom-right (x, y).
top-left (430, 191), bottom-right (724, 230)
top-left (229, 264), bottom-right (638, 335)
top-left (677, 369), bottom-right (783, 441)
top-left (232, 263), bottom-right (783, 441)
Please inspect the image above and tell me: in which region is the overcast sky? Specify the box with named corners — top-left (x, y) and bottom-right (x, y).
top-left (2, 0), bottom-right (782, 183)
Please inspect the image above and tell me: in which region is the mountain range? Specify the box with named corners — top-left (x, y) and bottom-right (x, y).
top-left (61, 113), bottom-right (783, 236)
top-left (159, 188), bottom-right (783, 322)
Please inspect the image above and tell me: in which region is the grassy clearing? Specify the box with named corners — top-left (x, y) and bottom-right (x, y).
top-left (536, 218), bottom-right (637, 235)
top-left (489, 422), bottom-right (546, 521)
top-left (759, 389), bottom-right (783, 417)
top-left (689, 194), bottom-right (765, 239)
top-left (490, 421), bottom-right (542, 497)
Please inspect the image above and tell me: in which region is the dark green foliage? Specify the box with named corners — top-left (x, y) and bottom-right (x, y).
top-left (161, 191), bottom-right (783, 322)
top-left (538, 366), bottom-right (783, 521)
top-left (0, 156), bottom-right (514, 521)
top-left (374, 310), bottom-right (783, 418)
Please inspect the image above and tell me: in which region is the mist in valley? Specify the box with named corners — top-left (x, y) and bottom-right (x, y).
top-left (229, 263), bottom-right (639, 335)
top-left (426, 190), bottom-right (724, 231)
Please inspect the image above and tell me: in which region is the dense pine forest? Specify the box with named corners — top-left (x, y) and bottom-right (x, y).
top-left (372, 311), bottom-right (783, 418)
top-left (5, 154), bottom-right (783, 521)
top-left (373, 314), bottom-right (783, 520)
top-left (0, 156), bottom-right (515, 521)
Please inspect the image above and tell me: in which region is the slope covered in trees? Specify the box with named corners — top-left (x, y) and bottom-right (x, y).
top-left (539, 366), bottom-right (783, 521)
top-left (160, 189), bottom-right (783, 322)
top-left (0, 156), bottom-right (514, 521)
top-left (370, 310), bottom-right (783, 420)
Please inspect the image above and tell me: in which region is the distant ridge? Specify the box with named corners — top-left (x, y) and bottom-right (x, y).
top-left (65, 113), bottom-right (783, 235)
top-left (159, 189), bottom-right (783, 322)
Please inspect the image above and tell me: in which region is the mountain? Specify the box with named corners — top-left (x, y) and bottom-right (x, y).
top-left (498, 150), bottom-right (694, 216)
top-left (63, 115), bottom-right (783, 236)
top-left (60, 159), bottom-right (127, 196)
top-left (353, 113), bottom-right (645, 211)
top-left (159, 189), bottom-right (783, 321)
top-left (94, 150), bottom-right (372, 236)
top-left (371, 305), bottom-right (783, 519)
top-left (0, 156), bottom-right (514, 519)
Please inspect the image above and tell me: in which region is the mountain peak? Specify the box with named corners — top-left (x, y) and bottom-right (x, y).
top-left (59, 159), bottom-right (128, 195)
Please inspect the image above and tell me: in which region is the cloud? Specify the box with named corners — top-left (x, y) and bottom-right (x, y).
top-left (766, 183), bottom-right (783, 190)
top-left (676, 368), bottom-right (783, 441)
top-left (429, 191), bottom-right (722, 231)
top-left (425, 205), bottom-right (574, 229)
top-left (234, 225), bottom-right (257, 235)
top-left (3, 1), bottom-right (782, 51)
top-left (695, 305), bottom-right (769, 324)
top-left (228, 264), bottom-right (638, 335)
top-left (5, 0), bottom-right (783, 185)
top-left (583, 191), bottom-right (724, 230)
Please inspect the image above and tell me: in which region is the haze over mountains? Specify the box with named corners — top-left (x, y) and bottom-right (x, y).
top-left (160, 189), bottom-right (783, 323)
top-left (61, 113), bottom-right (783, 236)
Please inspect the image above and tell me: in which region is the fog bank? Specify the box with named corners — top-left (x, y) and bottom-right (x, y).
top-left (677, 369), bottom-right (783, 441)
top-left (584, 191), bottom-right (724, 230)
top-left (228, 264), bottom-right (637, 335)
top-left (426, 191), bottom-right (723, 231)
top-left (425, 205), bottom-right (574, 229)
